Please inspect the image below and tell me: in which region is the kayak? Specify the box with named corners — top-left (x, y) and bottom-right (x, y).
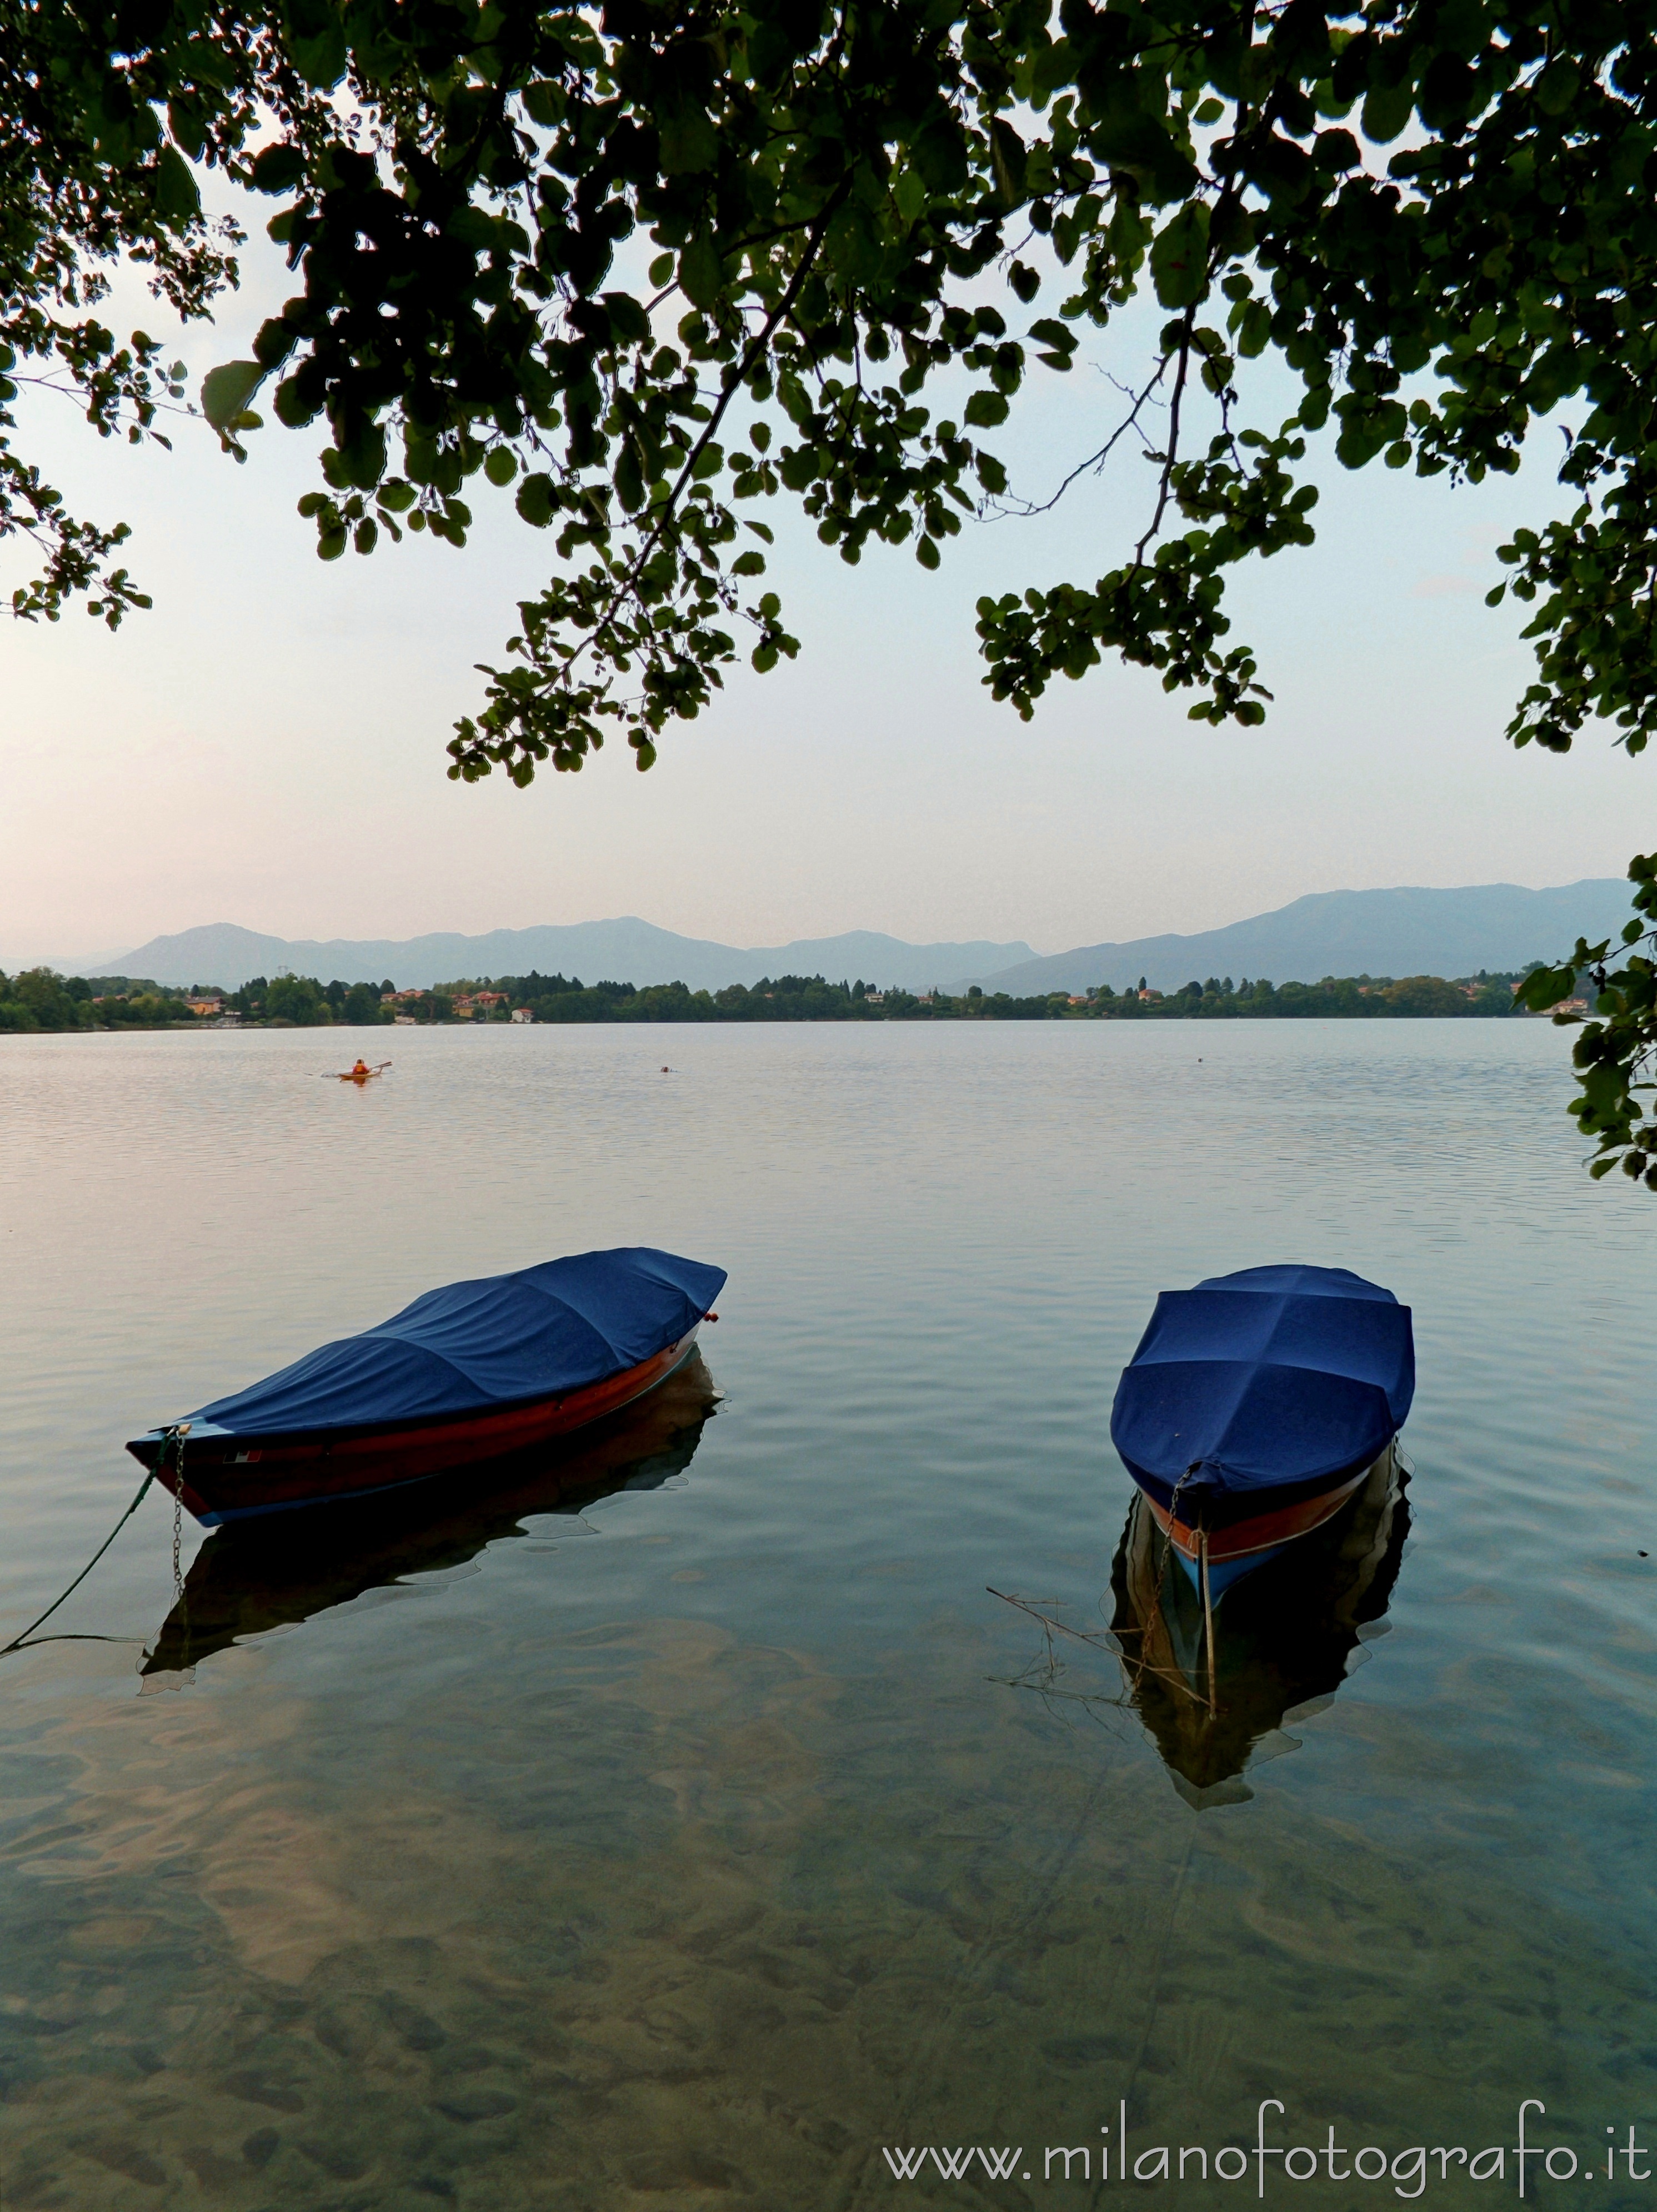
top-left (127, 1247), bottom-right (726, 1524)
top-left (1109, 1263), bottom-right (1414, 1599)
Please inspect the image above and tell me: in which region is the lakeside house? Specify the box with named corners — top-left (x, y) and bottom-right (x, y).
top-left (510, 1008), bottom-right (533, 1024)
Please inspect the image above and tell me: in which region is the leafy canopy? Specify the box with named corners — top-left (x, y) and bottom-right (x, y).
top-left (12, 0), bottom-right (1657, 759)
top-left (9, 0), bottom-right (1657, 1179)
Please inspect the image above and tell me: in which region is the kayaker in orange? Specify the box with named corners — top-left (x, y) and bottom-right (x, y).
top-left (328, 1060), bottom-right (391, 1083)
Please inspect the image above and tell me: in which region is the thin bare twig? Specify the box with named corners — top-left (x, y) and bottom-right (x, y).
top-left (1135, 299), bottom-right (1197, 563)
top-left (988, 1584), bottom-right (1122, 1651)
top-left (990, 357), bottom-right (1172, 520)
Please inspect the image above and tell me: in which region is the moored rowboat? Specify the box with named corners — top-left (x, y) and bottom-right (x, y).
top-left (1109, 1263), bottom-right (1414, 1599)
top-left (127, 1247), bottom-right (726, 1525)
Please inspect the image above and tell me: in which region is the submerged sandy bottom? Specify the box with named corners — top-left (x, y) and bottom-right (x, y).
top-left (3, 1601), bottom-right (1651, 2212)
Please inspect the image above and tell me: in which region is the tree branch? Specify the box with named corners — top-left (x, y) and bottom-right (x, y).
top-left (565, 178), bottom-right (853, 683)
top-left (1135, 302), bottom-right (1196, 564)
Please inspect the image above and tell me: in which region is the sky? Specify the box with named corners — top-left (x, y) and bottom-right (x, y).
top-left (2, 188), bottom-right (1650, 966)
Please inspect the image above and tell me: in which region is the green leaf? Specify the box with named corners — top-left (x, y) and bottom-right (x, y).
top-left (963, 389), bottom-right (1009, 427)
top-left (291, 21), bottom-right (347, 88)
top-left (990, 118), bottom-right (1028, 208)
top-left (911, 108), bottom-right (969, 196)
top-left (678, 234), bottom-right (723, 308)
top-left (168, 99), bottom-right (206, 161)
top-left (522, 80), bottom-right (565, 127)
top-left (1361, 80), bottom-right (1414, 144)
top-left (251, 143), bottom-right (306, 194)
top-left (1535, 59), bottom-right (1581, 116)
top-left (916, 534), bottom-right (940, 570)
top-left (273, 374), bottom-right (321, 428)
top-left (201, 360), bottom-right (266, 436)
top-left (1085, 106), bottom-right (1197, 204)
top-left (153, 145), bottom-right (201, 224)
top-left (602, 291), bottom-right (652, 344)
top-left (659, 99), bottom-right (718, 175)
top-left (648, 252), bottom-right (676, 289)
top-left (1149, 202), bottom-right (1211, 308)
top-left (1234, 298), bottom-right (1272, 357)
top-left (484, 447), bottom-right (518, 487)
top-left (516, 474), bottom-right (555, 528)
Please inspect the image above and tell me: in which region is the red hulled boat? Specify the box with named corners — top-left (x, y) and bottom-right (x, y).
top-left (127, 1247), bottom-right (726, 1525)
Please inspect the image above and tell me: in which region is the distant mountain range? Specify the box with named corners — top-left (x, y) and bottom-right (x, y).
top-left (958, 879), bottom-right (1633, 994)
top-left (34, 878), bottom-right (1630, 996)
top-left (67, 918), bottom-right (1038, 994)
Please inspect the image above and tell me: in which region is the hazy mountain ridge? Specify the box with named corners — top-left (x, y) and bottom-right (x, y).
top-left (960, 880), bottom-right (1633, 994)
top-left (29, 879), bottom-right (1630, 996)
top-left (66, 919), bottom-right (1038, 994)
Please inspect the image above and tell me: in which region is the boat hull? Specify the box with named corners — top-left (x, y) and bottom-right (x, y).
top-left (128, 1326), bottom-right (702, 1525)
top-left (1134, 1442), bottom-right (1394, 1599)
top-left (1109, 1449), bottom-right (1410, 1802)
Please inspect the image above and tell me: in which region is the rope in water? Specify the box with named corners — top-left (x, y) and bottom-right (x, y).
top-left (0, 1427), bottom-right (188, 1659)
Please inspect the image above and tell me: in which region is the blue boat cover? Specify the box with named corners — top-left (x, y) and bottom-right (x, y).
top-left (1110, 1264), bottom-right (1414, 1501)
top-left (187, 1248), bottom-right (726, 1438)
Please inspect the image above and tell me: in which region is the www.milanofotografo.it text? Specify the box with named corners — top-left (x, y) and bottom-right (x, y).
top-left (881, 2103), bottom-right (1653, 2196)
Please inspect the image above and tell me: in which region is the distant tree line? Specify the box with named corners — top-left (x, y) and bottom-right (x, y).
top-left (1, 965), bottom-right (1543, 1034)
top-left (421, 968), bottom-right (1537, 1023)
top-left (0, 970), bottom-right (205, 1032)
top-left (1083, 972), bottom-right (1530, 1019)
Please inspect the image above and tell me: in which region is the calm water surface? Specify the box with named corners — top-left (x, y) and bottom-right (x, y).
top-left (1, 1023), bottom-right (1653, 2210)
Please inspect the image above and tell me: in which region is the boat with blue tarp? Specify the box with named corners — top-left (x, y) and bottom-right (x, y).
top-left (127, 1247), bottom-right (725, 1524)
top-left (1109, 1263), bottom-right (1414, 1601)
top-left (139, 1349), bottom-right (720, 1679)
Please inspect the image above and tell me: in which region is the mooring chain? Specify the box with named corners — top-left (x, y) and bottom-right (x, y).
top-left (164, 1424), bottom-right (191, 1603)
top-left (1160, 1463), bottom-right (1199, 1579)
top-left (1, 1421), bottom-right (196, 1662)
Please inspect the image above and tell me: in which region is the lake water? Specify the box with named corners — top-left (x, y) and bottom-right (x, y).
top-left (1, 1022), bottom-right (1653, 2211)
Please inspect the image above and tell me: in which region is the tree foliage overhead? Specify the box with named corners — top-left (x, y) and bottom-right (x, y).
top-left (8, 0), bottom-right (1657, 1178)
top-left (13, 0), bottom-right (1657, 758)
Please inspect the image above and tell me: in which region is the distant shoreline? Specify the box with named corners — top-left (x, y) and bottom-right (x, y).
top-left (2, 963), bottom-right (1574, 1033)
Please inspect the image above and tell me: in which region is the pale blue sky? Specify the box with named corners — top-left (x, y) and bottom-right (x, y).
top-left (2, 206), bottom-right (1647, 965)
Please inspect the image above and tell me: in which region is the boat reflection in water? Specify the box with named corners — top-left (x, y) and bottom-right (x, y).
top-left (1108, 1450), bottom-right (1411, 1806)
top-left (141, 1352), bottom-right (719, 1683)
